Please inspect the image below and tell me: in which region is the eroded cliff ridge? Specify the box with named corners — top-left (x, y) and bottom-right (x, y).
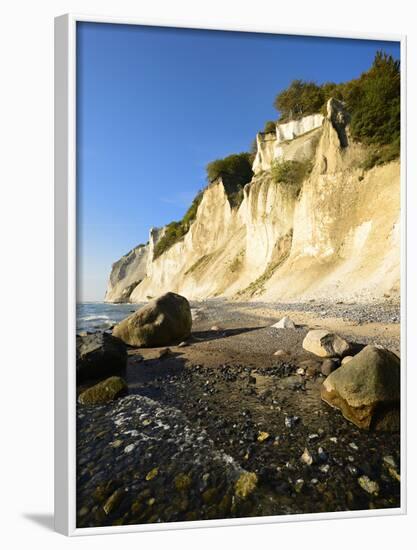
top-left (105, 99), bottom-right (400, 304)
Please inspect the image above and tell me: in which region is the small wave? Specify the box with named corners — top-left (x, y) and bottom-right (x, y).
top-left (79, 314), bottom-right (112, 322)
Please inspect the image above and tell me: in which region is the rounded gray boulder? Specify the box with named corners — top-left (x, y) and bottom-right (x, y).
top-left (113, 292), bottom-right (192, 347)
top-left (321, 345), bottom-right (400, 430)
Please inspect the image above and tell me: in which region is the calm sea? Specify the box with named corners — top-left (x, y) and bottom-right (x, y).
top-left (76, 302), bottom-right (145, 333)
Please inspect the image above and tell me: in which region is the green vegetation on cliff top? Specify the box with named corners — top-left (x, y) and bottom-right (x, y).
top-left (153, 51), bottom-right (400, 260)
top-left (274, 51), bottom-right (400, 151)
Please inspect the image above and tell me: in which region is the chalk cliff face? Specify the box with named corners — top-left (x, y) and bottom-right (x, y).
top-left (252, 113), bottom-right (324, 173)
top-left (105, 244), bottom-right (149, 303)
top-left (105, 99), bottom-right (400, 304)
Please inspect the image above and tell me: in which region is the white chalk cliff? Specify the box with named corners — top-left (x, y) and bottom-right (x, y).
top-left (105, 99), bottom-right (400, 304)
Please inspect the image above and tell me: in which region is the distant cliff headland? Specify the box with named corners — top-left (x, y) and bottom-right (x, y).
top-left (105, 52), bottom-right (400, 305)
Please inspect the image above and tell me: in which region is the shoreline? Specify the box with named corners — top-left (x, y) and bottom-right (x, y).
top-left (76, 300), bottom-right (401, 527)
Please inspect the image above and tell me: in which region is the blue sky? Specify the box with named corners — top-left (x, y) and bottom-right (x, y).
top-left (76, 22), bottom-right (400, 301)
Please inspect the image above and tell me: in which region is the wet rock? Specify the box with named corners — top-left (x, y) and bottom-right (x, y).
top-left (145, 467), bottom-right (159, 481)
top-left (103, 488), bottom-right (124, 515)
top-left (321, 345), bottom-right (400, 430)
top-left (284, 415), bottom-right (300, 429)
top-left (321, 358), bottom-right (339, 376)
top-left (113, 292), bottom-right (192, 347)
top-left (383, 456), bottom-right (400, 481)
top-left (302, 330), bottom-right (350, 358)
top-left (358, 475), bottom-right (379, 495)
top-left (271, 316), bottom-right (296, 329)
top-left (347, 465), bottom-right (358, 476)
top-left (257, 431), bottom-right (270, 442)
top-left (78, 376), bottom-right (127, 405)
top-left (202, 487), bottom-right (219, 504)
top-left (235, 472), bottom-right (258, 499)
top-left (317, 447), bottom-right (328, 462)
top-left (294, 479), bottom-right (304, 493)
top-left (174, 473), bottom-right (192, 492)
top-left (77, 332), bottom-right (127, 383)
top-left (383, 455), bottom-right (397, 469)
top-left (300, 448), bottom-right (313, 465)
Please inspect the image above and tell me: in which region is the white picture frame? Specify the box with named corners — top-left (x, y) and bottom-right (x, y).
top-left (54, 13), bottom-right (407, 536)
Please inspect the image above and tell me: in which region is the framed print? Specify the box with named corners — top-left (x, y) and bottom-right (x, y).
top-left (54, 14), bottom-right (406, 536)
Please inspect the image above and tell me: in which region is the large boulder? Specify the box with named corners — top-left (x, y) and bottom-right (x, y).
top-left (78, 376), bottom-right (127, 405)
top-left (112, 292), bottom-right (192, 347)
top-left (302, 329), bottom-right (350, 358)
top-left (321, 345), bottom-right (400, 430)
top-left (76, 332), bottom-right (127, 383)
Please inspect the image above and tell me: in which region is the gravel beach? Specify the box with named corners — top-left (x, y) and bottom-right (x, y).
top-left (76, 300), bottom-right (401, 527)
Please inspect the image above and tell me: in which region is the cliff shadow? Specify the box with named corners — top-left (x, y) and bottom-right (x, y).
top-left (126, 352), bottom-right (186, 400)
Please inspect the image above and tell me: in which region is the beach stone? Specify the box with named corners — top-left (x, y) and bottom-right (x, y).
top-left (257, 431), bottom-right (270, 442)
top-left (235, 472), bottom-right (258, 499)
top-left (341, 356), bottom-right (353, 365)
top-left (103, 488), bottom-right (124, 515)
top-left (113, 292), bottom-right (192, 347)
top-left (271, 316), bottom-right (296, 329)
top-left (300, 448), bottom-right (313, 465)
top-left (76, 332), bottom-right (127, 383)
top-left (358, 475), bottom-right (379, 495)
top-left (299, 359), bottom-right (322, 377)
top-left (78, 376), bottom-right (127, 405)
top-left (302, 329), bottom-right (350, 358)
top-left (178, 341), bottom-right (189, 348)
top-left (321, 358), bottom-right (340, 376)
top-left (321, 345), bottom-right (400, 430)
top-left (174, 473), bottom-right (192, 492)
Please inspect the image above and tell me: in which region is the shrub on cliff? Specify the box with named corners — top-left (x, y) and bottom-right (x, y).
top-left (274, 80), bottom-right (325, 122)
top-left (153, 191), bottom-right (203, 259)
top-left (347, 52), bottom-right (400, 147)
top-left (262, 120), bottom-right (277, 133)
top-left (271, 159), bottom-right (312, 186)
top-left (206, 152), bottom-right (253, 209)
top-left (206, 153), bottom-right (253, 186)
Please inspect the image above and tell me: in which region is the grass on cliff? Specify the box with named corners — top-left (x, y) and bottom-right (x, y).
top-left (153, 191), bottom-right (203, 259)
top-left (360, 138), bottom-right (400, 171)
top-left (271, 159), bottom-right (312, 186)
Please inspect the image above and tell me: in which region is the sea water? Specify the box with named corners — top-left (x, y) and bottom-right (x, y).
top-left (76, 302), bottom-right (144, 333)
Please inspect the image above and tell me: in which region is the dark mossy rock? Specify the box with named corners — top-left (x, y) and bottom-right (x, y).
top-left (76, 332), bottom-right (127, 383)
top-left (112, 292), bottom-right (192, 347)
top-left (78, 376), bottom-right (127, 405)
top-left (321, 345), bottom-right (400, 430)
